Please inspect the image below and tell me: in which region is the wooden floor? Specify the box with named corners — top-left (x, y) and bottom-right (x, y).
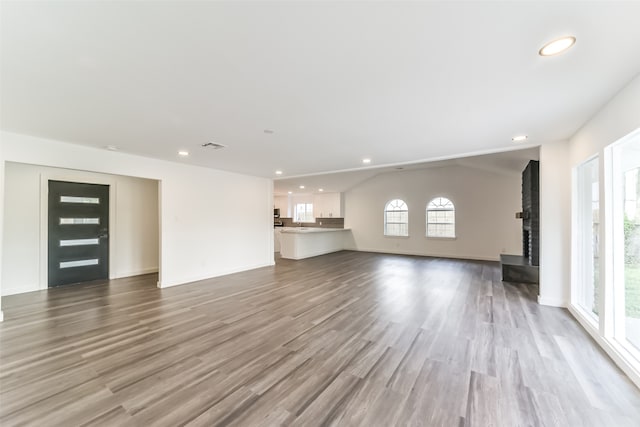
top-left (1, 251), bottom-right (639, 426)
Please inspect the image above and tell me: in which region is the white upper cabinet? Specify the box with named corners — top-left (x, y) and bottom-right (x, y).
top-left (274, 195), bottom-right (288, 217)
top-left (313, 192), bottom-right (342, 218)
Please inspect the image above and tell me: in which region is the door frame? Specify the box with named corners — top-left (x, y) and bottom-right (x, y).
top-left (39, 172), bottom-right (117, 290)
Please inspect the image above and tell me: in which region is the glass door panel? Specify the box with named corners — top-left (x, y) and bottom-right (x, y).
top-left (612, 132), bottom-right (640, 353)
top-left (576, 157), bottom-right (600, 319)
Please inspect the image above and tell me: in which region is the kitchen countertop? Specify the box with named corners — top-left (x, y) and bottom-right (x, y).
top-left (280, 227), bottom-right (350, 234)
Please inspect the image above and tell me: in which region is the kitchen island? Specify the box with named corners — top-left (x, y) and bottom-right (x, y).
top-left (279, 227), bottom-right (351, 260)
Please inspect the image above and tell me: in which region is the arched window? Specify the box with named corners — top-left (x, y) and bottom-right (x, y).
top-left (426, 197), bottom-right (455, 238)
top-left (384, 199), bottom-right (408, 236)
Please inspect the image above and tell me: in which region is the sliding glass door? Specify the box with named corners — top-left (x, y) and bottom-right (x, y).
top-left (573, 129), bottom-right (640, 374)
top-left (611, 131), bottom-right (640, 355)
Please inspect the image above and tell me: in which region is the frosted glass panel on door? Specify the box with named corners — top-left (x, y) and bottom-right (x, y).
top-left (60, 196), bottom-right (100, 204)
top-left (60, 259), bottom-right (99, 269)
top-left (60, 238), bottom-right (100, 247)
top-left (59, 218), bottom-right (100, 225)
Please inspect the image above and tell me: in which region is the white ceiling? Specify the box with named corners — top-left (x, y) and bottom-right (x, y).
top-left (2, 1), bottom-right (639, 178)
top-left (274, 146), bottom-right (540, 195)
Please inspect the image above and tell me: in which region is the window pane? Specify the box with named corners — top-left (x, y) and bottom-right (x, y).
top-left (623, 166), bottom-right (640, 350)
top-left (386, 223), bottom-right (408, 237)
top-left (387, 211), bottom-right (407, 223)
top-left (426, 197), bottom-right (455, 237)
top-left (60, 196), bottom-right (100, 204)
top-left (613, 133), bottom-right (640, 352)
top-left (60, 238), bottom-right (100, 247)
top-left (427, 223), bottom-right (454, 238)
top-left (384, 199), bottom-right (408, 236)
top-left (575, 157), bottom-right (599, 318)
top-left (294, 203), bottom-right (314, 222)
top-left (59, 218), bottom-right (100, 225)
top-left (60, 259), bottom-right (99, 269)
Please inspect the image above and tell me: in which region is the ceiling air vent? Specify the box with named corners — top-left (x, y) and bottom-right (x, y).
top-left (201, 142), bottom-right (226, 150)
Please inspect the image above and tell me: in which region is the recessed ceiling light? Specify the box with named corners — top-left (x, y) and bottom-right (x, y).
top-left (299, 185), bottom-right (305, 189)
top-left (539, 36), bottom-right (576, 56)
top-left (362, 158), bottom-right (372, 164)
top-left (105, 145), bottom-right (118, 151)
top-left (288, 191), bottom-right (292, 194)
top-left (275, 170), bottom-right (283, 175)
top-left (318, 188), bottom-right (324, 192)
top-left (512, 135), bottom-right (528, 142)
top-left (178, 150), bottom-right (189, 156)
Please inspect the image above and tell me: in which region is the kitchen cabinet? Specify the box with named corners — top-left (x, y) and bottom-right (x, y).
top-left (274, 229), bottom-right (281, 252)
top-left (313, 192), bottom-right (342, 218)
top-left (275, 192), bottom-right (343, 220)
top-left (279, 227), bottom-right (350, 259)
top-left (274, 196), bottom-right (288, 217)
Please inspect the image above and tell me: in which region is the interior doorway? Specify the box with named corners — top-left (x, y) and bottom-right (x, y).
top-left (1, 162), bottom-right (160, 296)
top-left (48, 180), bottom-right (110, 287)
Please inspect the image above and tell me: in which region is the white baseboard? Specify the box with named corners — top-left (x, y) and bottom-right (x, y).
top-left (568, 304), bottom-right (640, 390)
top-left (2, 285), bottom-right (40, 297)
top-left (537, 295), bottom-right (567, 307)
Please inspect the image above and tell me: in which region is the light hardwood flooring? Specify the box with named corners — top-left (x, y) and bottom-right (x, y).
top-left (1, 251), bottom-right (640, 426)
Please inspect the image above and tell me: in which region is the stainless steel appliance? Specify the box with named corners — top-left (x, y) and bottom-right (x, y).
top-left (274, 208), bottom-right (283, 227)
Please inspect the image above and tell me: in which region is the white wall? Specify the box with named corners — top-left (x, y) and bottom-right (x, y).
top-left (112, 174), bottom-right (159, 278)
top-left (1, 162), bottom-right (159, 295)
top-left (343, 164), bottom-right (523, 261)
top-left (570, 74), bottom-right (640, 166)
top-left (0, 131), bottom-right (274, 294)
top-left (538, 141), bottom-right (571, 307)
top-left (0, 142), bottom-right (4, 320)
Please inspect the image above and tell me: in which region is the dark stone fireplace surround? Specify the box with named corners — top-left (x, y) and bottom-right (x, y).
top-left (522, 160), bottom-right (540, 267)
top-left (501, 160), bottom-right (540, 284)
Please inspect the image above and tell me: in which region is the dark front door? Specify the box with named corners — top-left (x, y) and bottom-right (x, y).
top-left (48, 180), bottom-right (109, 287)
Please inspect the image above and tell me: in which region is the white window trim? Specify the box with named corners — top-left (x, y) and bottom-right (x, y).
top-left (384, 199), bottom-right (409, 237)
top-left (571, 154), bottom-right (600, 325)
top-left (426, 197), bottom-right (456, 239)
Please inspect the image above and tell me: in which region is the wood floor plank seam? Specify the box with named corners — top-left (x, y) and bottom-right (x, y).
top-left (0, 374), bottom-right (106, 421)
top-left (312, 375), bottom-right (366, 427)
top-left (294, 340), bottom-right (375, 418)
top-left (1, 251), bottom-right (639, 426)
top-left (252, 357), bottom-right (314, 397)
top-left (385, 329), bottom-right (422, 388)
top-left (170, 350), bottom-right (303, 426)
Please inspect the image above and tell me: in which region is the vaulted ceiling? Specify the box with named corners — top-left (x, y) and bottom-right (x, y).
top-left (273, 147), bottom-right (540, 195)
top-left (2, 1), bottom-right (639, 178)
